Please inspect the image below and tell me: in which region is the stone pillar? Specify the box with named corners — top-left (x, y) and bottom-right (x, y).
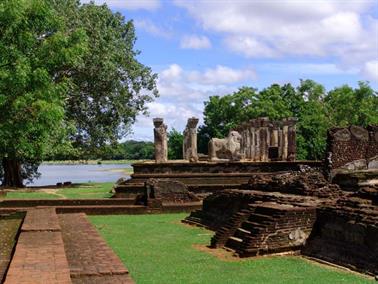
top-left (282, 118), bottom-right (289, 161)
top-left (271, 122), bottom-right (279, 147)
top-left (242, 122), bottom-right (250, 159)
top-left (249, 120), bottom-right (256, 161)
top-left (287, 117), bottom-right (297, 161)
top-left (153, 118), bottom-right (168, 163)
top-left (254, 119), bottom-right (261, 161)
top-left (260, 117), bottom-right (269, 162)
top-left (183, 117), bottom-right (199, 162)
top-left (278, 126), bottom-right (283, 160)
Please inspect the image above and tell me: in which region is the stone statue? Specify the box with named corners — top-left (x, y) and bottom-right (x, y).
top-left (153, 118), bottom-right (168, 163)
top-left (208, 130), bottom-right (243, 161)
top-left (183, 117), bottom-right (199, 162)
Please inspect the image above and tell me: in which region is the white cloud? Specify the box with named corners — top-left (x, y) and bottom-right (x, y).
top-left (130, 64), bottom-right (248, 140)
top-left (187, 65), bottom-right (256, 85)
top-left (361, 60), bottom-right (378, 82)
top-left (174, 0), bottom-right (378, 79)
top-left (180, 35), bottom-right (211, 49)
top-left (261, 63), bottom-right (358, 75)
top-left (134, 19), bottom-right (172, 39)
top-left (81, 0), bottom-right (160, 10)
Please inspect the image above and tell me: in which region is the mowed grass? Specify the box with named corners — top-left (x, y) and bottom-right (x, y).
top-left (89, 213), bottom-right (372, 284)
top-left (4, 182), bottom-right (113, 199)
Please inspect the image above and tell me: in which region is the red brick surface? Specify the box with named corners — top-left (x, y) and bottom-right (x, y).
top-left (59, 213), bottom-right (133, 283)
top-left (22, 207), bottom-right (61, 232)
top-left (4, 231), bottom-right (72, 284)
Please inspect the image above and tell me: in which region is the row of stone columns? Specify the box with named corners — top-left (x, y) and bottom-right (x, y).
top-left (153, 117), bottom-right (199, 163)
top-left (236, 117), bottom-right (297, 162)
top-left (153, 117), bottom-right (297, 163)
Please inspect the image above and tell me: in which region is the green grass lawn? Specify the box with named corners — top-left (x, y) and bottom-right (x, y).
top-left (4, 182), bottom-right (114, 199)
top-left (89, 213), bottom-right (373, 284)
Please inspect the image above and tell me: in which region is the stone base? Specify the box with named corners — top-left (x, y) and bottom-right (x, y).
top-left (114, 160), bottom-right (323, 199)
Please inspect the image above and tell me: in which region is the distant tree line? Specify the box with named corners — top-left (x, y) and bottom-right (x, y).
top-left (197, 80), bottom-right (377, 160)
top-left (45, 140), bottom-right (155, 161)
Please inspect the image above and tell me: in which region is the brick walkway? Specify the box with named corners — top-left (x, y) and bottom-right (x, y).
top-left (4, 208), bottom-right (134, 284)
top-left (59, 213), bottom-right (133, 283)
top-left (4, 231), bottom-right (72, 284)
top-left (21, 207), bottom-right (61, 231)
top-left (4, 208), bottom-right (71, 284)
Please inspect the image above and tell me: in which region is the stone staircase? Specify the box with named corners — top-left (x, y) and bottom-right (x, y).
top-left (210, 202), bottom-right (316, 257)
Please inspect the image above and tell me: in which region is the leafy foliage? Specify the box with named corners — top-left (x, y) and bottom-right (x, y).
top-left (51, 0), bottom-right (158, 152)
top-left (168, 129), bottom-right (183, 160)
top-left (0, 0), bottom-right (87, 186)
top-left (0, 0), bottom-right (158, 186)
top-left (200, 80), bottom-right (377, 160)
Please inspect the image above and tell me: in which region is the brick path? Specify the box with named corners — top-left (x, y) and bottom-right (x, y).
top-left (4, 231), bottom-right (72, 284)
top-left (21, 207), bottom-right (61, 231)
top-left (59, 213), bottom-right (133, 283)
top-left (4, 208), bottom-right (134, 284)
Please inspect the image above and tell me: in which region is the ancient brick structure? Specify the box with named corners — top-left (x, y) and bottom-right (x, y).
top-left (183, 117), bottom-right (199, 162)
top-left (183, 168), bottom-right (378, 276)
top-left (326, 125), bottom-right (378, 173)
top-left (153, 118), bottom-right (168, 163)
top-left (236, 117), bottom-right (297, 162)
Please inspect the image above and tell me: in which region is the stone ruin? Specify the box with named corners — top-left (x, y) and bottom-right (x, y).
top-left (326, 125), bottom-right (378, 173)
top-left (153, 118), bottom-right (168, 163)
top-left (236, 117), bottom-right (297, 162)
top-left (152, 116), bottom-right (297, 163)
top-left (183, 124), bottom-right (378, 277)
top-left (208, 131), bottom-right (242, 161)
top-left (117, 118), bottom-right (377, 277)
top-left (183, 117), bottom-right (199, 162)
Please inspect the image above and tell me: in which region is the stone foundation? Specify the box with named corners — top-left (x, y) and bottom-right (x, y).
top-left (183, 169), bottom-right (378, 276)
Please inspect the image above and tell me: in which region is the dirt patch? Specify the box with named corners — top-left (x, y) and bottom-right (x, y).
top-left (192, 244), bottom-right (245, 262)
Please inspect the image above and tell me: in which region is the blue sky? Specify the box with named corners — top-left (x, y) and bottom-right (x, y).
top-left (82, 0), bottom-right (378, 141)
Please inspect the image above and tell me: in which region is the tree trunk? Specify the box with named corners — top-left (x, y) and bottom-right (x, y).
top-left (2, 158), bottom-right (24, 188)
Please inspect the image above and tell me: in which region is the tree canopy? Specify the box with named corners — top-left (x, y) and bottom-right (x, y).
top-left (0, 0), bottom-right (157, 186)
top-left (199, 80), bottom-right (378, 160)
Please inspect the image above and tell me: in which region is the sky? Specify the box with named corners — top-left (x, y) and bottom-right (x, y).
top-left (82, 0), bottom-right (378, 141)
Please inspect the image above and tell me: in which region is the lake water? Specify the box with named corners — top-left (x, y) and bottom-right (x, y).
top-left (29, 164), bottom-right (132, 186)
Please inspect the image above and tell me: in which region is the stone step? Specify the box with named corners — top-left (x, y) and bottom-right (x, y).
top-left (225, 236), bottom-right (243, 250)
top-left (248, 213), bottom-right (275, 223)
top-left (234, 227), bottom-right (251, 239)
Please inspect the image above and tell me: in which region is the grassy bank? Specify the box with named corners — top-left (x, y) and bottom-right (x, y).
top-left (90, 214), bottom-right (372, 284)
top-left (3, 182), bottom-right (114, 199)
top-left (42, 159), bottom-right (148, 165)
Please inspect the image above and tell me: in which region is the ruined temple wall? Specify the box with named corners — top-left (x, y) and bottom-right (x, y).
top-left (303, 207), bottom-right (378, 275)
top-left (237, 117), bottom-right (297, 162)
top-left (326, 125), bottom-right (378, 170)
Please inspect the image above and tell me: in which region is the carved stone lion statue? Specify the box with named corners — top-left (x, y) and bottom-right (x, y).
top-left (208, 131), bottom-right (243, 161)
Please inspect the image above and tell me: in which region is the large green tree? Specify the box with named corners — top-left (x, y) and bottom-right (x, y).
top-left (0, 0), bottom-right (158, 187)
top-left (0, 0), bottom-right (87, 187)
top-left (50, 0), bottom-right (158, 153)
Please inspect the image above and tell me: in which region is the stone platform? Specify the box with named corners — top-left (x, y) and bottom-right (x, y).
top-left (114, 160), bottom-right (322, 199)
